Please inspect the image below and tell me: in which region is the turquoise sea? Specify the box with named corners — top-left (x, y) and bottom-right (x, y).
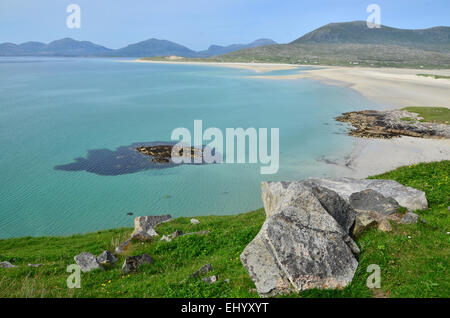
top-left (0, 57), bottom-right (374, 238)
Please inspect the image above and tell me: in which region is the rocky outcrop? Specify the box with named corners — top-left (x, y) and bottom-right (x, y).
top-left (242, 182), bottom-right (359, 297)
top-left (136, 145), bottom-right (203, 163)
top-left (122, 254), bottom-right (153, 274)
top-left (74, 252), bottom-right (103, 272)
top-left (335, 110), bottom-right (450, 139)
top-left (131, 214), bottom-right (172, 241)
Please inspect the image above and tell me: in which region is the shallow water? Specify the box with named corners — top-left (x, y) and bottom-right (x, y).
top-left (0, 57), bottom-right (373, 238)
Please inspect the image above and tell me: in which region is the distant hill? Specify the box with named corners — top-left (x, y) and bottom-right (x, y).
top-left (0, 37), bottom-right (277, 58)
top-left (196, 39), bottom-right (277, 57)
top-left (222, 21), bottom-right (450, 68)
top-left (0, 38), bottom-right (113, 56)
top-left (292, 21), bottom-right (450, 51)
top-left (112, 38), bottom-right (198, 57)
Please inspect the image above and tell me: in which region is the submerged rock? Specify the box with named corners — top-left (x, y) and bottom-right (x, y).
top-left (74, 252), bottom-right (103, 272)
top-left (136, 145), bottom-right (204, 163)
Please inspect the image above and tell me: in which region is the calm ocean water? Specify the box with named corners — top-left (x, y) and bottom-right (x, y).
top-left (0, 57), bottom-right (373, 238)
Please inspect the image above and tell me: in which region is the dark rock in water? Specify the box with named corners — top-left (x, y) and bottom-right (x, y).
top-left (0, 261), bottom-right (15, 268)
top-left (122, 254), bottom-right (153, 274)
top-left (74, 252), bottom-right (103, 272)
top-left (136, 145), bottom-right (203, 163)
top-left (335, 110), bottom-right (450, 139)
top-left (190, 263), bottom-right (213, 278)
top-left (54, 141), bottom-right (215, 176)
top-left (126, 212), bottom-right (133, 216)
top-left (349, 189), bottom-right (399, 215)
top-left (97, 250), bottom-right (117, 266)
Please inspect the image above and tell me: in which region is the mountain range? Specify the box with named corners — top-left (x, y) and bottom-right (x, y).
top-left (222, 21), bottom-right (450, 68)
top-left (0, 37), bottom-right (277, 57)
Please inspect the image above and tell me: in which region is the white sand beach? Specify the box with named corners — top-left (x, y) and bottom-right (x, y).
top-left (132, 59), bottom-right (299, 73)
top-left (253, 66), bottom-right (450, 109)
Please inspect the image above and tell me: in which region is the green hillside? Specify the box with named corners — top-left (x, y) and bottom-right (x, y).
top-left (0, 161), bottom-right (448, 298)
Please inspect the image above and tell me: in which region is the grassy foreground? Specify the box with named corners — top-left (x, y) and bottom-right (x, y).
top-left (0, 161), bottom-right (449, 298)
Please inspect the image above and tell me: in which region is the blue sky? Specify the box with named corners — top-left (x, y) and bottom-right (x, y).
top-left (0, 0), bottom-right (448, 50)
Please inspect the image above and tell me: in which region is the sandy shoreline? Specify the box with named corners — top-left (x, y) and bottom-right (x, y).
top-left (252, 66), bottom-right (450, 109)
top-left (131, 59), bottom-right (300, 73)
top-left (131, 59), bottom-right (450, 176)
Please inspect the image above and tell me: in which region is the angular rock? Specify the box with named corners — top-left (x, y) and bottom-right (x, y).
top-left (131, 215), bottom-right (172, 241)
top-left (353, 212), bottom-right (377, 236)
top-left (264, 178), bottom-right (427, 212)
top-left (122, 254), bottom-right (153, 274)
top-left (377, 219), bottom-right (392, 232)
top-left (190, 218), bottom-right (200, 225)
top-left (400, 212), bottom-right (419, 224)
top-left (202, 275), bottom-right (218, 284)
top-left (97, 250), bottom-right (117, 266)
top-left (190, 263), bottom-right (213, 278)
top-left (243, 182), bottom-right (359, 297)
top-left (0, 261), bottom-right (15, 268)
top-left (28, 264), bottom-right (44, 268)
top-left (349, 189), bottom-right (399, 215)
top-left (115, 239), bottom-right (132, 255)
top-left (74, 252), bottom-right (103, 272)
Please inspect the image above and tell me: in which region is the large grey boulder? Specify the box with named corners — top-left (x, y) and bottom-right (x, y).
top-left (74, 252), bottom-right (103, 272)
top-left (300, 178), bottom-right (427, 211)
top-left (242, 183), bottom-right (359, 296)
top-left (131, 214), bottom-right (172, 241)
top-left (349, 189), bottom-right (400, 215)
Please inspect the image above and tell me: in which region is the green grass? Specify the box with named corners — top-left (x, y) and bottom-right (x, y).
top-left (417, 74), bottom-right (450, 80)
top-left (402, 107), bottom-right (450, 124)
top-left (0, 161), bottom-right (449, 298)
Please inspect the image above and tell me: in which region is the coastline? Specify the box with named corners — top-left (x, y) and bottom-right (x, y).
top-left (132, 59), bottom-right (450, 178)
